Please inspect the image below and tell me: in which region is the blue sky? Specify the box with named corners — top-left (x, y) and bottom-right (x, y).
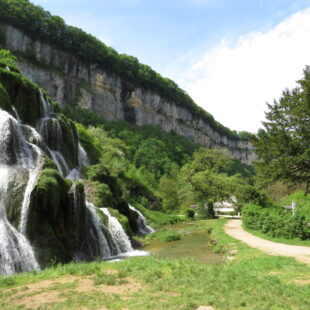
top-left (31, 0), bottom-right (310, 132)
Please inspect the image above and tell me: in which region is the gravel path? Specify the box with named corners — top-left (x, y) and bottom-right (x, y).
top-left (224, 219), bottom-right (310, 265)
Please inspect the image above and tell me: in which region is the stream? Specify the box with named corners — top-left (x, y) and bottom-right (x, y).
top-left (144, 222), bottom-right (223, 264)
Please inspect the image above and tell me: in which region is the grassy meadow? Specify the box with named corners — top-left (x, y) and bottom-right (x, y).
top-left (0, 220), bottom-right (309, 310)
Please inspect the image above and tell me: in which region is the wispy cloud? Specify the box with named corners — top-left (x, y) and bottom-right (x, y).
top-left (173, 8), bottom-right (310, 132)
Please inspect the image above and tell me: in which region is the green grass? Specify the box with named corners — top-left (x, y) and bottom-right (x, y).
top-left (93, 273), bottom-right (118, 286)
top-left (135, 204), bottom-right (182, 228)
top-left (0, 220), bottom-right (309, 310)
top-left (243, 225), bottom-right (310, 247)
top-left (145, 230), bottom-right (182, 242)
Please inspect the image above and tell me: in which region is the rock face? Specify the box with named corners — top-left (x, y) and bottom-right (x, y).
top-left (2, 24), bottom-right (256, 163)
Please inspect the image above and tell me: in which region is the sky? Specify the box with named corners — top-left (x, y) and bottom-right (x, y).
top-left (31, 0), bottom-right (310, 133)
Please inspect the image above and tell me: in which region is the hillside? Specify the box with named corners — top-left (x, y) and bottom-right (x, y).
top-left (0, 0), bottom-right (255, 163)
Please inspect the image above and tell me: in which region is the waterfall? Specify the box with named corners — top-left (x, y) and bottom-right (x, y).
top-left (0, 110), bottom-right (41, 275)
top-left (48, 149), bottom-right (70, 177)
top-left (38, 92), bottom-right (89, 181)
top-left (0, 192), bottom-right (40, 275)
top-left (1, 84), bottom-right (142, 273)
top-left (19, 160), bottom-right (43, 234)
top-left (39, 90), bottom-right (53, 117)
top-left (66, 143), bottom-right (89, 181)
top-left (78, 142), bottom-right (89, 167)
top-left (37, 92), bottom-right (73, 178)
top-left (100, 208), bottom-right (133, 253)
top-left (85, 201), bottom-right (114, 258)
top-left (129, 205), bottom-right (154, 235)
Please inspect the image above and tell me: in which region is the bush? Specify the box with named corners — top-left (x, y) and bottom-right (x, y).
top-left (186, 208), bottom-right (195, 219)
top-left (242, 198), bottom-right (310, 240)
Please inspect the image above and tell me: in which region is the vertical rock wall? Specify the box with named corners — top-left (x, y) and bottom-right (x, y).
top-left (2, 24), bottom-right (256, 163)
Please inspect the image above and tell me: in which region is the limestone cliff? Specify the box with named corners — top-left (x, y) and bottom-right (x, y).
top-left (1, 24), bottom-right (255, 163)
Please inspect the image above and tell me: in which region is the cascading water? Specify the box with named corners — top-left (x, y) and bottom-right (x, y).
top-left (37, 91), bottom-right (73, 178)
top-left (48, 148), bottom-right (70, 177)
top-left (78, 142), bottom-right (89, 167)
top-left (0, 169), bottom-right (40, 275)
top-left (19, 157), bottom-right (43, 234)
top-left (36, 94), bottom-right (129, 260)
top-left (66, 143), bottom-right (89, 181)
top-left (0, 83), bottom-right (148, 273)
top-left (129, 204), bottom-right (154, 235)
top-left (0, 109), bottom-right (41, 275)
top-left (39, 90), bottom-right (53, 117)
top-left (85, 202), bottom-right (114, 258)
top-left (100, 208), bottom-right (133, 253)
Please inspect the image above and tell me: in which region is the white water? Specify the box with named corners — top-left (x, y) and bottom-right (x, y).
top-left (0, 89), bottom-right (143, 274)
top-left (66, 143), bottom-right (89, 181)
top-left (38, 92), bottom-right (73, 178)
top-left (78, 142), bottom-right (89, 167)
top-left (86, 201), bottom-right (112, 258)
top-left (0, 109), bottom-right (41, 275)
top-left (100, 208), bottom-right (133, 253)
top-left (39, 90), bottom-right (53, 116)
top-left (48, 149), bottom-right (70, 177)
top-left (19, 162), bottom-right (43, 234)
top-left (38, 91), bottom-right (89, 181)
top-left (129, 204), bottom-right (154, 235)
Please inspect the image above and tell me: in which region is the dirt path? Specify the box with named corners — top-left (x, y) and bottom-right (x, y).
top-left (224, 220), bottom-right (310, 265)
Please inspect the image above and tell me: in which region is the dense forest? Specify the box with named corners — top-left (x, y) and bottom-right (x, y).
top-left (0, 0), bottom-right (251, 141)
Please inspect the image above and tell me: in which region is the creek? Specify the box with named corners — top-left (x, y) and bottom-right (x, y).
top-left (144, 222), bottom-right (223, 264)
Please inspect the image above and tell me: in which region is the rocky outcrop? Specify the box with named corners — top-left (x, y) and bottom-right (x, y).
top-left (1, 24), bottom-right (256, 163)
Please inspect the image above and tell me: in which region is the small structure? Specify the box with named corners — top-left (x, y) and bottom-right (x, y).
top-left (214, 199), bottom-right (241, 219)
top-left (283, 202), bottom-right (297, 215)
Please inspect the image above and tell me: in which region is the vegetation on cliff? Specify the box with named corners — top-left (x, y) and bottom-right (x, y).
top-left (0, 0), bottom-right (250, 140)
top-left (65, 104), bottom-right (255, 216)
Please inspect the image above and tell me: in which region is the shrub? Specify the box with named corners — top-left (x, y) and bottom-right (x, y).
top-left (242, 196), bottom-right (310, 240)
top-left (186, 208), bottom-right (195, 219)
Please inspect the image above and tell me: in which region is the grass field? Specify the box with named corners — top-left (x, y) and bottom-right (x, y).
top-left (0, 220), bottom-right (309, 310)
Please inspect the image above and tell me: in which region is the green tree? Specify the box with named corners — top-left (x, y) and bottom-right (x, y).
top-left (158, 164), bottom-right (180, 212)
top-left (177, 148), bottom-right (240, 217)
top-left (0, 49), bottom-right (17, 66)
top-left (133, 138), bottom-right (172, 178)
top-left (252, 66), bottom-right (310, 192)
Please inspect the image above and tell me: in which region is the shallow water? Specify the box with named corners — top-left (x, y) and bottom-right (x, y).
top-left (144, 222), bottom-right (223, 264)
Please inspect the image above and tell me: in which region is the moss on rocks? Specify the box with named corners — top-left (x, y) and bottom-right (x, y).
top-left (0, 26), bottom-right (5, 48)
top-left (0, 81), bottom-right (12, 113)
top-left (27, 161), bottom-right (72, 266)
top-left (0, 67), bottom-right (42, 125)
top-left (75, 123), bottom-right (101, 164)
top-left (95, 208), bottom-right (109, 227)
top-left (56, 113), bottom-right (79, 167)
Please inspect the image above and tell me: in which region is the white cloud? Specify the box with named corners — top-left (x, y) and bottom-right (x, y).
top-left (175, 8), bottom-right (310, 133)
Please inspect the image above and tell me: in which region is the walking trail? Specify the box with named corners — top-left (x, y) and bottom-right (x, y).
top-left (224, 220), bottom-right (310, 265)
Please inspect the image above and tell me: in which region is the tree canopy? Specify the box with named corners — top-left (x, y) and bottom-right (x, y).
top-left (252, 67), bottom-right (310, 192)
top-left (177, 149), bottom-right (241, 214)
